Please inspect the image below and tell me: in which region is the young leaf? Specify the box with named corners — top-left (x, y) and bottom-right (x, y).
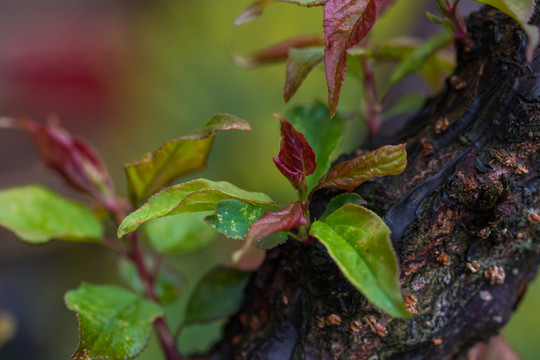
top-left (390, 31), bottom-right (453, 85)
top-left (323, 0), bottom-right (377, 117)
top-left (309, 203), bottom-right (409, 318)
top-left (119, 259), bottom-right (184, 304)
top-left (375, 37), bottom-right (455, 91)
top-left (184, 266), bottom-right (251, 324)
top-left (233, 35), bottom-right (325, 68)
top-left (320, 192), bottom-right (367, 219)
top-left (65, 283), bottom-right (163, 360)
top-left (426, 11), bottom-right (444, 25)
top-left (118, 179), bottom-right (276, 237)
top-left (284, 47), bottom-right (325, 102)
top-left (145, 212), bottom-right (216, 254)
top-left (475, 0), bottom-right (538, 62)
top-left (232, 201), bottom-right (306, 262)
top-left (235, 0), bottom-right (327, 26)
top-left (314, 144), bottom-right (406, 193)
top-left (3, 118), bottom-right (116, 207)
top-left (285, 101), bottom-right (344, 191)
top-left (205, 199), bottom-right (288, 247)
top-left (0, 185), bottom-right (103, 244)
top-left (124, 114), bottom-right (250, 205)
top-left (273, 115), bottom-right (317, 191)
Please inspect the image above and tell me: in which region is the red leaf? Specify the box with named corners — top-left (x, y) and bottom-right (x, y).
top-left (6, 118), bottom-right (116, 208)
top-left (323, 0), bottom-right (377, 116)
top-left (273, 114), bottom-right (316, 191)
top-left (233, 35), bottom-right (325, 68)
top-left (232, 201), bottom-right (306, 262)
top-left (314, 144), bottom-right (406, 193)
top-left (284, 47), bottom-right (324, 102)
top-left (376, 0), bottom-right (395, 16)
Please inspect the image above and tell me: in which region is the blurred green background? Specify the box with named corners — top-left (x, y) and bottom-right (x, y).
top-left (0, 0), bottom-right (538, 359)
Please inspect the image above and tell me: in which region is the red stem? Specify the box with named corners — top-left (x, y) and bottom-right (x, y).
top-left (105, 196), bottom-right (184, 360)
top-left (154, 317), bottom-right (183, 360)
top-left (125, 233), bottom-right (184, 360)
top-left (362, 57), bottom-right (381, 135)
top-left (446, 0), bottom-right (469, 43)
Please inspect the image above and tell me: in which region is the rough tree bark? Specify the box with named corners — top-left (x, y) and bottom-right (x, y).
top-left (202, 6), bottom-right (540, 359)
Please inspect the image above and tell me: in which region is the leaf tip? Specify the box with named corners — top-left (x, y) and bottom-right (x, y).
top-left (234, 1), bottom-right (266, 26)
top-left (117, 223), bottom-right (129, 239)
top-left (231, 248), bottom-right (245, 263)
top-left (273, 113), bottom-right (286, 123)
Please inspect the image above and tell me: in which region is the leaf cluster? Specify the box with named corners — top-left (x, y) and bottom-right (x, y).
top-left (3, 0), bottom-right (535, 358)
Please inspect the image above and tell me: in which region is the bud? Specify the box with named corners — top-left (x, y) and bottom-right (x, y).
top-left (4, 117), bottom-right (117, 209)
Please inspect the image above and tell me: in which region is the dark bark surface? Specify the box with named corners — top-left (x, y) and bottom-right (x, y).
top-left (202, 6), bottom-right (540, 360)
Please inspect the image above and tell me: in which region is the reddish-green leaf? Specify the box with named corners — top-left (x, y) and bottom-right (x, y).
top-left (124, 114), bottom-right (250, 205)
top-left (309, 204), bottom-right (410, 318)
top-left (323, 0), bottom-right (377, 117)
top-left (273, 115), bottom-right (317, 191)
top-left (284, 47), bottom-right (325, 102)
top-left (233, 35), bottom-right (325, 68)
top-left (235, 0), bottom-right (327, 26)
top-left (1, 118), bottom-right (116, 207)
top-left (475, 0), bottom-right (538, 62)
top-left (314, 144), bottom-right (406, 193)
top-left (232, 201), bottom-right (306, 262)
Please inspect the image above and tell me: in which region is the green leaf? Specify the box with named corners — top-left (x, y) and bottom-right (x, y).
top-left (118, 179), bottom-right (276, 238)
top-left (309, 204), bottom-right (409, 318)
top-left (426, 11), bottom-right (444, 25)
top-left (184, 267), bottom-right (251, 324)
top-left (375, 37), bottom-right (454, 92)
top-left (124, 114), bottom-right (250, 205)
top-left (390, 31), bottom-right (453, 85)
top-left (235, 0), bottom-right (327, 26)
top-left (475, 0), bottom-right (538, 62)
top-left (232, 35), bottom-right (325, 68)
top-left (320, 193), bottom-right (366, 219)
top-left (205, 199), bottom-right (265, 240)
top-left (145, 212), bottom-right (216, 254)
top-left (284, 47), bottom-right (325, 102)
top-left (119, 259), bottom-right (184, 304)
top-left (0, 185), bottom-right (103, 244)
top-left (65, 283), bottom-right (163, 360)
top-left (286, 101), bottom-right (344, 191)
top-left (382, 93), bottom-right (425, 121)
top-left (314, 144), bottom-right (407, 193)
top-left (205, 199), bottom-right (288, 248)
